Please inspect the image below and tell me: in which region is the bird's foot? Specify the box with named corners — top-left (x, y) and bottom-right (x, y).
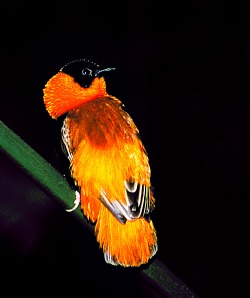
top-left (66, 190), bottom-right (80, 212)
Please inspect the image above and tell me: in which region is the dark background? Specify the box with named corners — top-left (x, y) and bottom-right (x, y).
top-left (1, 1), bottom-right (249, 297)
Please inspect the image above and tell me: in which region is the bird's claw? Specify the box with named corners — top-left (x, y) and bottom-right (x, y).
top-left (66, 190), bottom-right (80, 212)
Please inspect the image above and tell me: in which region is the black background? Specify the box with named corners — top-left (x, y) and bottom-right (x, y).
top-left (1, 1), bottom-right (249, 297)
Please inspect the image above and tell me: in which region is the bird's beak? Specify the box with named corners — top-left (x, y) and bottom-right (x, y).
top-left (95, 67), bottom-right (115, 77)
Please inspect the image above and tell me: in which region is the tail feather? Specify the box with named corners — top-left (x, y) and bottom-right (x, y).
top-left (95, 204), bottom-right (157, 267)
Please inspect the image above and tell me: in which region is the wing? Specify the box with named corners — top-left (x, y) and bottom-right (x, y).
top-left (61, 117), bottom-right (73, 161)
top-left (99, 181), bottom-right (151, 224)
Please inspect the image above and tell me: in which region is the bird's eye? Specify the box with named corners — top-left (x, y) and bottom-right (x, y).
top-left (82, 68), bottom-right (92, 76)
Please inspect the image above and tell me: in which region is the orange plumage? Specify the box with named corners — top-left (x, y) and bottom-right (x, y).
top-left (43, 59), bottom-right (157, 267)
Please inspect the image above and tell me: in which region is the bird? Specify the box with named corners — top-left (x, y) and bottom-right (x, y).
top-left (43, 58), bottom-right (158, 267)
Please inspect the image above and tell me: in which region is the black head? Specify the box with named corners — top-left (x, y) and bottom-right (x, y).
top-left (60, 58), bottom-right (115, 88)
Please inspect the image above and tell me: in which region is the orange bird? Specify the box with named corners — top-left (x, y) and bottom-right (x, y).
top-left (43, 58), bottom-right (158, 267)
